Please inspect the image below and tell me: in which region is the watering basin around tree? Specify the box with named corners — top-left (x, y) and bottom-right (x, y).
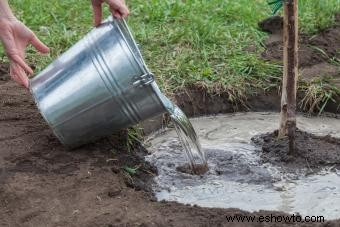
top-left (145, 112), bottom-right (340, 220)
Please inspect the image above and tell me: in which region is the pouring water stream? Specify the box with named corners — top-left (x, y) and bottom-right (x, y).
top-left (160, 94), bottom-right (208, 174)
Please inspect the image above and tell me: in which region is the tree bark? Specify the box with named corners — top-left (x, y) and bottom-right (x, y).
top-left (278, 0), bottom-right (299, 154)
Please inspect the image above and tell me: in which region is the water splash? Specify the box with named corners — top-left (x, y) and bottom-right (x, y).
top-left (160, 95), bottom-right (208, 174)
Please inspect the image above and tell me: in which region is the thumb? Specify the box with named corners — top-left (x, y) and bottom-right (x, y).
top-left (30, 34), bottom-right (50, 54)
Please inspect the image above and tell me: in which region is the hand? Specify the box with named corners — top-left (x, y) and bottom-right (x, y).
top-left (91, 0), bottom-right (129, 27)
top-left (0, 18), bottom-right (49, 88)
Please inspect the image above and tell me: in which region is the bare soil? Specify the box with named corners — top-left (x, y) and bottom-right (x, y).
top-left (259, 14), bottom-right (340, 84)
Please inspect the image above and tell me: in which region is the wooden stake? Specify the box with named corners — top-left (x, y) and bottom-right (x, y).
top-left (278, 0), bottom-right (299, 154)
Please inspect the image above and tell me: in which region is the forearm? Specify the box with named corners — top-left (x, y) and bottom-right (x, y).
top-left (0, 0), bottom-right (15, 19)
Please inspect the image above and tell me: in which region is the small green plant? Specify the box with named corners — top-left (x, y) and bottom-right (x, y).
top-left (126, 126), bottom-right (143, 153)
top-left (122, 165), bottom-right (140, 176)
top-left (330, 57), bottom-right (340, 66)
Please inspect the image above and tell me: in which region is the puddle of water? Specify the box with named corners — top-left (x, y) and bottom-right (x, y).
top-left (146, 112), bottom-right (340, 220)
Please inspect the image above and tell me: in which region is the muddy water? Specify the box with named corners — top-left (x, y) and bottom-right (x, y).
top-left (146, 112), bottom-right (340, 220)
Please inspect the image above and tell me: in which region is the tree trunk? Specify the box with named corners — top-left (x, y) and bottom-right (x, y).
top-left (278, 0), bottom-right (299, 154)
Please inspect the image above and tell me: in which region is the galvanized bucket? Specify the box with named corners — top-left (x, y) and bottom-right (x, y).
top-left (30, 17), bottom-right (168, 147)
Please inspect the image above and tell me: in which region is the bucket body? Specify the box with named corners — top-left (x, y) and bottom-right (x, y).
top-left (30, 18), bottom-right (167, 147)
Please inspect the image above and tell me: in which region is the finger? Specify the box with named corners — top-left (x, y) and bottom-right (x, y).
top-left (120, 5), bottom-right (129, 18)
top-left (112, 11), bottom-right (122, 19)
top-left (10, 73), bottom-right (23, 87)
top-left (9, 64), bottom-right (20, 84)
top-left (108, 0), bottom-right (129, 18)
top-left (16, 68), bottom-right (29, 88)
top-left (10, 53), bottom-right (33, 75)
top-left (117, 2), bottom-right (129, 18)
top-left (91, 0), bottom-right (103, 26)
top-left (30, 34), bottom-right (50, 54)
top-left (10, 63), bottom-right (29, 88)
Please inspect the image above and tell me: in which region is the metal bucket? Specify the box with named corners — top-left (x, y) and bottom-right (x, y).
top-left (30, 17), bottom-right (168, 147)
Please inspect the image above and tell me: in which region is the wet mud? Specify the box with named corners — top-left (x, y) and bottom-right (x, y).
top-left (253, 129), bottom-right (340, 172)
top-left (147, 113), bottom-right (340, 220)
top-left (176, 163), bottom-right (209, 175)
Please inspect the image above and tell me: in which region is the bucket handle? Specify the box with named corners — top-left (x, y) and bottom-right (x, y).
top-left (132, 73), bottom-right (155, 87)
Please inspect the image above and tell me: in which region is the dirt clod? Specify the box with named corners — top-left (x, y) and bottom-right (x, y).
top-left (258, 16), bottom-right (283, 34)
top-left (107, 188), bottom-right (122, 198)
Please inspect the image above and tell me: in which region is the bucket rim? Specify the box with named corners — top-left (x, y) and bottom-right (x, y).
top-left (112, 18), bottom-right (149, 75)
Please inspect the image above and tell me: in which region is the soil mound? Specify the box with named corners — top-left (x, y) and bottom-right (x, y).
top-left (260, 15), bottom-right (340, 67)
top-left (259, 15), bottom-right (340, 83)
top-left (252, 129), bottom-right (340, 172)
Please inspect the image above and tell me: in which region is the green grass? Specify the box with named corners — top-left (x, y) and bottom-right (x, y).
top-left (300, 77), bottom-right (340, 115)
top-left (299, 0), bottom-right (340, 34)
top-left (0, 0), bottom-right (339, 108)
top-left (128, 0), bottom-right (281, 99)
